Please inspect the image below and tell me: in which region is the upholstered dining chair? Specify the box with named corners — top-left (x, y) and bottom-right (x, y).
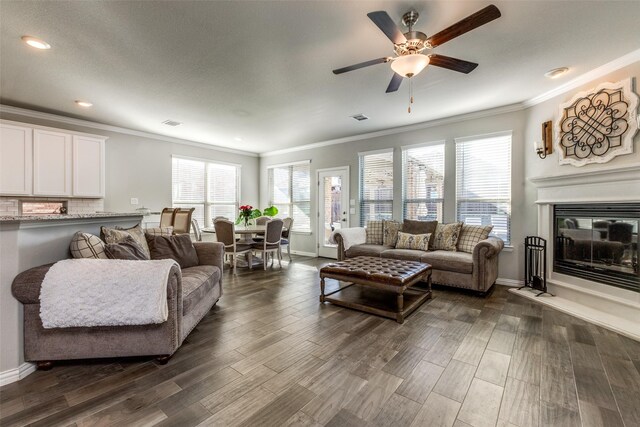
top-left (191, 218), bottom-right (202, 242)
top-left (173, 208), bottom-right (195, 234)
top-left (214, 218), bottom-right (252, 273)
top-left (160, 208), bottom-right (177, 228)
top-left (252, 216), bottom-right (271, 242)
top-left (279, 217), bottom-right (294, 261)
top-left (251, 219), bottom-right (283, 270)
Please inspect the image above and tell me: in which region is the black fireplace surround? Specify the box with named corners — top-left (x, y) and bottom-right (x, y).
top-left (554, 203), bottom-right (639, 293)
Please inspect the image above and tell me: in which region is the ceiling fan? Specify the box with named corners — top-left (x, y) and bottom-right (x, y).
top-left (333, 5), bottom-right (502, 95)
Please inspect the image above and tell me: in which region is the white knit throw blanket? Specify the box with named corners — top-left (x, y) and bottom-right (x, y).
top-left (39, 259), bottom-right (178, 328)
top-left (329, 227), bottom-right (366, 250)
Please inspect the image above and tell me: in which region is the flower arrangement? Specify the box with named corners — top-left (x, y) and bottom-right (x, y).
top-left (236, 205), bottom-right (279, 226)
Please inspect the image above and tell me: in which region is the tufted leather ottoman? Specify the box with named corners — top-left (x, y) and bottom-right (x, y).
top-left (319, 256), bottom-right (432, 323)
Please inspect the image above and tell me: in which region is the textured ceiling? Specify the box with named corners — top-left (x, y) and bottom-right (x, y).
top-left (1, 1), bottom-right (639, 154)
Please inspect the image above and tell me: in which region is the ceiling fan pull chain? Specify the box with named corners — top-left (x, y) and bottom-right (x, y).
top-left (408, 78), bottom-right (413, 113)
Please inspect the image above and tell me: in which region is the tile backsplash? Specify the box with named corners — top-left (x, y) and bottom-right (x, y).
top-left (0, 197), bottom-right (104, 216)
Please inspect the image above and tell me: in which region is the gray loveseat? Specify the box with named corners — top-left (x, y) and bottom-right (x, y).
top-left (12, 241), bottom-right (224, 368)
top-left (333, 223), bottom-right (504, 293)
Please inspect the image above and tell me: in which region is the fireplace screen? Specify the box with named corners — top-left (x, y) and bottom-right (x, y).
top-left (554, 204), bottom-right (639, 292)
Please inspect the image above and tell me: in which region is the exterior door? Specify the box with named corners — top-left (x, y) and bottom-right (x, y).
top-left (317, 167), bottom-right (349, 258)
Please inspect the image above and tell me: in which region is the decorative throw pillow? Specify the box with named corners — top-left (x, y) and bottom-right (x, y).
top-left (403, 219), bottom-right (438, 246)
top-left (365, 220), bottom-right (384, 244)
top-left (146, 234), bottom-right (199, 269)
top-left (383, 220), bottom-right (403, 247)
top-left (101, 224), bottom-right (150, 259)
top-left (104, 236), bottom-right (148, 260)
top-left (430, 222), bottom-right (463, 251)
top-left (395, 232), bottom-right (431, 251)
top-left (457, 224), bottom-right (494, 253)
top-left (69, 232), bottom-right (108, 259)
top-left (145, 226), bottom-right (174, 236)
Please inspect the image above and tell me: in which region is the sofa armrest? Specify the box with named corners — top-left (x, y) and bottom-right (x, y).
top-left (472, 237), bottom-right (504, 260)
top-left (333, 233), bottom-right (346, 261)
top-left (193, 242), bottom-right (225, 271)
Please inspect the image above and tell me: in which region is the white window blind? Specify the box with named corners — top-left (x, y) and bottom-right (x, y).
top-left (268, 162), bottom-right (311, 232)
top-left (402, 144), bottom-right (445, 221)
top-left (456, 133), bottom-right (512, 244)
top-left (172, 157), bottom-right (239, 228)
top-left (359, 150), bottom-right (393, 225)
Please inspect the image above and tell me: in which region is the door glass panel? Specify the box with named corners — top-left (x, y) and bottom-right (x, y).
top-left (322, 175), bottom-right (342, 246)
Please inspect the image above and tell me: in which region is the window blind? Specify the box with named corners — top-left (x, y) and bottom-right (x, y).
top-left (172, 157), bottom-right (239, 228)
top-left (267, 162), bottom-right (311, 232)
top-left (456, 133), bottom-right (512, 244)
top-left (402, 144), bottom-right (445, 221)
top-left (359, 150), bottom-right (393, 225)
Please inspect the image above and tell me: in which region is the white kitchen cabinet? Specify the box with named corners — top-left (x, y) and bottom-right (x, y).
top-left (0, 123), bottom-right (33, 195)
top-left (72, 135), bottom-right (105, 197)
top-left (33, 129), bottom-right (72, 196)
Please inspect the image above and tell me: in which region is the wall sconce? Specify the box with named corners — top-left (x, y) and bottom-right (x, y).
top-left (534, 120), bottom-right (553, 159)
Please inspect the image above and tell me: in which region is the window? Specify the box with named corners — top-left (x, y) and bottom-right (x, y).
top-left (456, 132), bottom-right (512, 244)
top-left (268, 161), bottom-right (311, 232)
top-left (172, 157), bottom-right (240, 227)
top-left (359, 150), bottom-right (393, 225)
top-left (402, 143), bottom-right (445, 221)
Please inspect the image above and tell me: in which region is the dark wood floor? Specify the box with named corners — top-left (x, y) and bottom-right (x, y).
top-left (1, 256), bottom-right (639, 427)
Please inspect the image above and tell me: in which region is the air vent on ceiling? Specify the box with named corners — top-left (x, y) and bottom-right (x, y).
top-left (350, 114), bottom-right (369, 122)
top-left (162, 120), bottom-right (182, 127)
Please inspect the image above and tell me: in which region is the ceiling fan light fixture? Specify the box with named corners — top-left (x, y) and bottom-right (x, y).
top-left (21, 36), bottom-right (51, 50)
top-left (390, 54), bottom-right (430, 78)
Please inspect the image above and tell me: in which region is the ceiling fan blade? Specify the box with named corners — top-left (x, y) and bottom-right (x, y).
top-left (429, 54), bottom-right (478, 74)
top-left (427, 5), bottom-right (501, 48)
top-left (332, 57), bottom-right (390, 74)
top-left (386, 73), bottom-right (403, 93)
top-left (367, 11), bottom-right (407, 45)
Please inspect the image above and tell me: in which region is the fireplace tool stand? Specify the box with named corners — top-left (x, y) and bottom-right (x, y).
top-left (519, 236), bottom-right (554, 297)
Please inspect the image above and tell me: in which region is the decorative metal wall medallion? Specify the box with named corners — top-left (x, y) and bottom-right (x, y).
top-left (556, 78), bottom-right (638, 167)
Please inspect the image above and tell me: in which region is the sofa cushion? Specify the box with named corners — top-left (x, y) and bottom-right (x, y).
top-left (395, 232), bottom-right (431, 251)
top-left (420, 250), bottom-right (473, 274)
top-left (345, 244), bottom-right (391, 258)
top-left (457, 224), bottom-right (494, 253)
top-left (403, 220), bottom-right (438, 246)
top-left (69, 232), bottom-right (108, 259)
top-left (181, 265), bottom-right (220, 315)
top-left (146, 234), bottom-right (199, 269)
top-left (380, 248), bottom-right (426, 262)
top-left (431, 222), bottom-right (463, 251)
top-left (365, 220), bottom-right (384, 244)
top-left (104, 236), bottom-right (148, 260)
top-left (102, 225), bottom-right (151, 259)
top-left (383, 220), bottom-right (403, 246)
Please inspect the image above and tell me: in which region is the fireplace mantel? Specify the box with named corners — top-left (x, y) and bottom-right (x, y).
top-left (517, 164), bottom-right (640, 340)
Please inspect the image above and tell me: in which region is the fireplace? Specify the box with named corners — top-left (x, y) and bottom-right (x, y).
top-left (554, 203), bottom-right (639, 292)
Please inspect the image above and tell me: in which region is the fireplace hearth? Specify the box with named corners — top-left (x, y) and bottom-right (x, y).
top-left (554, 203), bottom-right (639, 293)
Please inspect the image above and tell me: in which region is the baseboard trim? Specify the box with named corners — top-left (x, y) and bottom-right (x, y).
top-left (496, 278), bottom-right (523, 287)
top-left (0, 362), bottom-right (36, 386)
top-left (290, 250), bottom-right (317, 257)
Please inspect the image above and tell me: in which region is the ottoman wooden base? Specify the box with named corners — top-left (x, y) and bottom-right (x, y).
top-left (319, 256), bottom-right (432, 324)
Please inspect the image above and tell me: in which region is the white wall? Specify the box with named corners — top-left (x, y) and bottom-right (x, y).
top-left (260, 106), bottom-right (528, 282)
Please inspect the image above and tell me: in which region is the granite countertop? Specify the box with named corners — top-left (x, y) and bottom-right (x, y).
top-left (0, 212), bottom-right (144, 223)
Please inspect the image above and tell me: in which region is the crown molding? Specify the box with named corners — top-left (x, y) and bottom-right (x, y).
top-left (0, 104), bottom-right (259, 157)
top-left (523, 48), bottom-right (640, 108)
top-left (260, 103), bottom-right (524, 157)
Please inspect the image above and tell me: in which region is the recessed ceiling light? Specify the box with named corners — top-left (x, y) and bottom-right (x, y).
top-left (75, 100), bottom-right (93, 107)
top-left (545, 67), bottom-right (569, 79)
top-left (21, 36), bottom-right (51, 50)
top-left (162, 120), bottom-right (182, 127)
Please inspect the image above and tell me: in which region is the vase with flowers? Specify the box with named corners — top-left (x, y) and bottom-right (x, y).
top-left (237, 205), bottom-right (255, 227)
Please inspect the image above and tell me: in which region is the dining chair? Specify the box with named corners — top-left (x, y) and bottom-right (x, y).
top-left (251, 219), bottom-right (283, 270)
top-left (214, 219), bottom-right (253, 273)
top-left (252, 216), bottom-right (271, 242)
top-left (160, 208), bottom-right (177, 228)
top-left (191, 218), bottom-right (202, 242)
top-left (173, 208), bottom-right (195, 234)
top-left (280, 217), bottom-right (294, 261)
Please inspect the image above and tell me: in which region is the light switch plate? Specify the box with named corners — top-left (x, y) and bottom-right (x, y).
top-left (130, 198), bottom-right (139, 205)
top-left (350, 208), bottom-right (356, 214)
top-left (350, 199), bottom-right (355, 206)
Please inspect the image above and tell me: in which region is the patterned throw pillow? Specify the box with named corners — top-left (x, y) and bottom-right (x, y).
top-left (145, 226), bottom-right (174, 237)
top-left (69, 232), bottom-right (108, 259)
top-left (430, 222), bottom-right (463, 251)
top-left (365, 220), bottom-right (384, 244)
top-left (457, 224), bottom-right (494, 253)
top-left (395, 232), bottom-right (431, 251)
top-left (383, 220), bottom-right (402, 246)
top-left (101, 224), bottom-right (151, 259)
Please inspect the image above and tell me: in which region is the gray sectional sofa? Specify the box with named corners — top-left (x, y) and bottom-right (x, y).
top-left (333, 221), bottom-right (504, 293)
